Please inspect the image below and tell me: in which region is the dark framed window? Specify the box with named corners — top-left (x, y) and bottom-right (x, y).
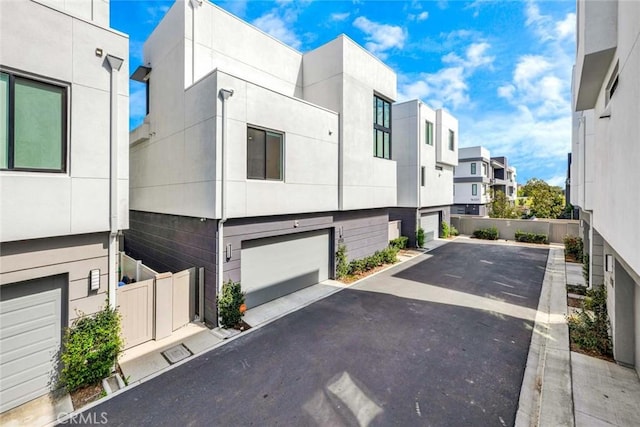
top-left (472, 184), bottom-right (478, 196)
top-left (420, 166), bottom-right (425, 186)
top-left (373, 95), bottom-right (391, 159)
top-left (425, 120), bottom-right (433, 145)
top-left (1, 71), bottom-right (67, 172)
top-left (471, 162), bottom-right (477, 175)
top-left (247, 126), bottom-right (283, 180)
top-left (448, 129), bottom-right (455, 151)
top-left (482, 163), bottom-right (487, 176)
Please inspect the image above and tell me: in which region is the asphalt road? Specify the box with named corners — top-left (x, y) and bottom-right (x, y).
top-left (70, 241), bottom-right (548, 426)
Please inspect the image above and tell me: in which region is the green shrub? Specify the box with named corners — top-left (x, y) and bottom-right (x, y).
top-left (336, 244), bottom-right (349, 279)
top-left (450, 226), bottom-right (459, 236)
top-left (515, 230), bottom-right (548, 244)
top-left (564, 235), bottom-right (583, 260)
top-left (567, 285), bottom-right (612, 357)
top-left (441, 221), bottom-right (450, 238)
top-left (472, 226), bottom-right (499, 240)
top-left (60, 304), bottom-right (123, 392)
top-left (582, 253), bottom-right (590, 287)
top-left (347, 247), bottom-right (398, 276)
top-left (217, 280), bottom-right (245, 328)
top-left (416, 227), bottom-right (425, 248)
top-left (389, 236), bottom-right (408, 249)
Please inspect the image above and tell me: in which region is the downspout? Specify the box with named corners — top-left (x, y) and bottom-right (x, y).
top-left (217, 88), bottom-right (234, 323)
top-left (106, 54), bottom-right (124, 310)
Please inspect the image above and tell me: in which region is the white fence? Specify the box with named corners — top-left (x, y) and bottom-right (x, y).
top-left (450, 216), bottom-right (579, 244)
top-left (117, 253), bottom-right (196, 349)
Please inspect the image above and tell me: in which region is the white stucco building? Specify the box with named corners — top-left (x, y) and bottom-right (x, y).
top-left (571, 0), bottom-right (640, 375)
top-left (126, 0), bottom-right (397, 322)
top-left (0, 0), bottom-right (129, 413)
top-left (390, 100), bottom-right (458, 245)
top-left (452, 146), bottom-right (518, 216)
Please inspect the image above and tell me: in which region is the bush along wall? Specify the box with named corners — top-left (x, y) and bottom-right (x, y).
top-left (563, 235), bottom-right (583, 260)
top-left (217, 280), bottom-right (245, 328)
top-left (515, 230), bottom-right (549, 244)
top-left (416, 227), bottom-right (425, 248)
top-left (389, 236), bottom-right (408, 249)
top-left (472, 227), bottom-right (499, 240)
top-left (60, 305), bottom-right (123, 392)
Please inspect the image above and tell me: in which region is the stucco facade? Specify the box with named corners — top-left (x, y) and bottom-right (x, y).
top-left (126, 0), bottom-right (397, 323)
top-left (0, 0), bottom-right (129, 413)
top-left (571, 0), bottom-right (640, 375)
top-left (390, 100), bottom-right (457, 245)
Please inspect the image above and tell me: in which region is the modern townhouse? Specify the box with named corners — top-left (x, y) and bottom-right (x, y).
top-left (390, 100), bottom-right (458, 246)
top-left (571, 0), bottom-right (640, 375)
top-left (0, 0), bottom-right (129, 413)
top-left (125, 0), bottom-right (397, 323)
top-left (452, 146), bottom-right (492, 215)
top-left (490, 157), bottom-right (517, 202)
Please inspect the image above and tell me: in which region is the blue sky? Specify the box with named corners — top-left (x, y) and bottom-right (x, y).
top-left (111, 0), bottom-right (576, 186)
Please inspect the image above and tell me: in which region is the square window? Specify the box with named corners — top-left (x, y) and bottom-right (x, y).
top-left (1, 71), bottom-right (67, 172)
top-left (247, 126), bottom-right (283, 180)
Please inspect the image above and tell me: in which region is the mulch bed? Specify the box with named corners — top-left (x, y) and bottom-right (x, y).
top-left (565, 254), bottom-right (582, 263)
top-left (233, 320), bottom-right (252, 331)
top-left (567, 296), bottom-right (583, 308)
top-left (70, 382), bottom-right (104, 409)
top-left (569, 342), bottom-right (615, 362)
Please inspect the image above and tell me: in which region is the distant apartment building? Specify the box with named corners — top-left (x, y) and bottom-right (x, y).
top-left (571, 0), bottom-right (640, 375)
top-left (452, 146), bottom-right (517, 216)
top-left (0, 0), bottom-right (129, 413)
top-left (390, 100), bottom-right (458, 246)
top-left (125, 0), bottom-right (398, 322)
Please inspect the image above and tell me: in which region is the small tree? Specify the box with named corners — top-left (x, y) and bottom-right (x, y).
top-left (489, 190), bottom-right (519, 219)
top-left (218, 280), bottom-right (245, 328)
top-left (336, 244), bottom-right (349, 279)
top-left (416, 227), bottom-right (425, 248)
top-left (520, 178), bottom-right (565, 218)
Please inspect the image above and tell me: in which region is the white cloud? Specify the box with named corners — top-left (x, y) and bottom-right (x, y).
top-left (399, 41), bottom-right (493, 109)
top-left (352, 16), bottom-right (406, 59)
top-left (556, 13), bottom-right (576, 40)
top-left (409, 11), bottom-right (429, 21)
top-left (331, 12), bottom-right (350, 21)
top-left (546, 175), bottom-right (566, 187)
top-left (253, 11), bottom-right (301, 49)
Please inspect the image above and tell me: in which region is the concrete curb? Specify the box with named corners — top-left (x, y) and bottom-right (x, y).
top-left (515, 247), bottom-right (574, 427)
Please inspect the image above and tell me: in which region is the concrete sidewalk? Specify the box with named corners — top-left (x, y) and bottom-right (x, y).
top-left (516, 247), bottom-right (640, 427)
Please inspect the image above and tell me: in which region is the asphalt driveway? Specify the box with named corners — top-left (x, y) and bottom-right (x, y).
top-left (70, 240), bottom-right (548, 426)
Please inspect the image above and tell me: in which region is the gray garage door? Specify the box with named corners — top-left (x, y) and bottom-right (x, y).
top-left (241, 230), bottom-right (330, 308)
top-left (420, 213), bottom-right (440, 242)
top-left (0, 275), bottom-right (65, 413)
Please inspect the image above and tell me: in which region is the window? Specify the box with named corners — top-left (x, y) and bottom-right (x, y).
top-left (605, 61), bottom-right (619, 105)
top-left (448, 129), bottom-right (455, 151)
top-left (471, 162), bottom-right (477, 175)
top-left (1, 71), bottom-right (67, 172)
top-left (482, 185), bottom-right (486, 195)
top-left (425, 120), bottom-right (433, 145)
top-left (435, 165), bottom-right (443, 171)
top-left (373, 95), bottom-right (391, 159)
top-left (472, 184), bottom-right (478, 196)
top-left (247, 126), bottom-right (283, 180)
top-left (482, 163), bottom-right (487, 176)
top-left (420, 166), bottom-right (425, 186)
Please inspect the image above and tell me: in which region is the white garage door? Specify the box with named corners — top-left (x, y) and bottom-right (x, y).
top-left (420, 213), bottom-right (440, 243)
top-left (0, 276), bottom-right (64, 413)
top-left (241, 230), bottom-right (330, 308)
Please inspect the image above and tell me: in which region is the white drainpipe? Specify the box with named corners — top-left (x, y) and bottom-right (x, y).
top-left (217, 88), bottom-right (234, 322)
top-left (106, 54), bottom-right (123, 310)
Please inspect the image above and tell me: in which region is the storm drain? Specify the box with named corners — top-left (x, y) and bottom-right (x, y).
top-left (162, 344), bottom-right (192, 364)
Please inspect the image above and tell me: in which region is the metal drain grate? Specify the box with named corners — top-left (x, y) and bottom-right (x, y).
top-left (161, 344), bottom-right (192, 364)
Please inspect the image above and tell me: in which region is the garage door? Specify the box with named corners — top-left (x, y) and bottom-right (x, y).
top-left (0, 275), bottom-right (64, 413)
top-left (420, 213), bottom-right (440, 243)
top-left (241, 230), bottom-right (330, 308)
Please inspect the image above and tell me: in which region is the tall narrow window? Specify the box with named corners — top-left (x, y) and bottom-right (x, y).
top-left (471, 162), bottom-right (477, 175)
top-left (448, 129), bottom-right (455, 151)
top-left (373, 95), bottom-right (391, 159)
top-left (472, 184), bottom-right (478, 196)
top-left (1, 71), bottom-right (66, 172)
top-left (421, 166), bottom-right (425, 186)
top-left (425, 120), bottom-right (433, 145)
top-left (247, 126), bottom-right (283, 180)
top-left (482, 163), bottom-right (487, 176)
